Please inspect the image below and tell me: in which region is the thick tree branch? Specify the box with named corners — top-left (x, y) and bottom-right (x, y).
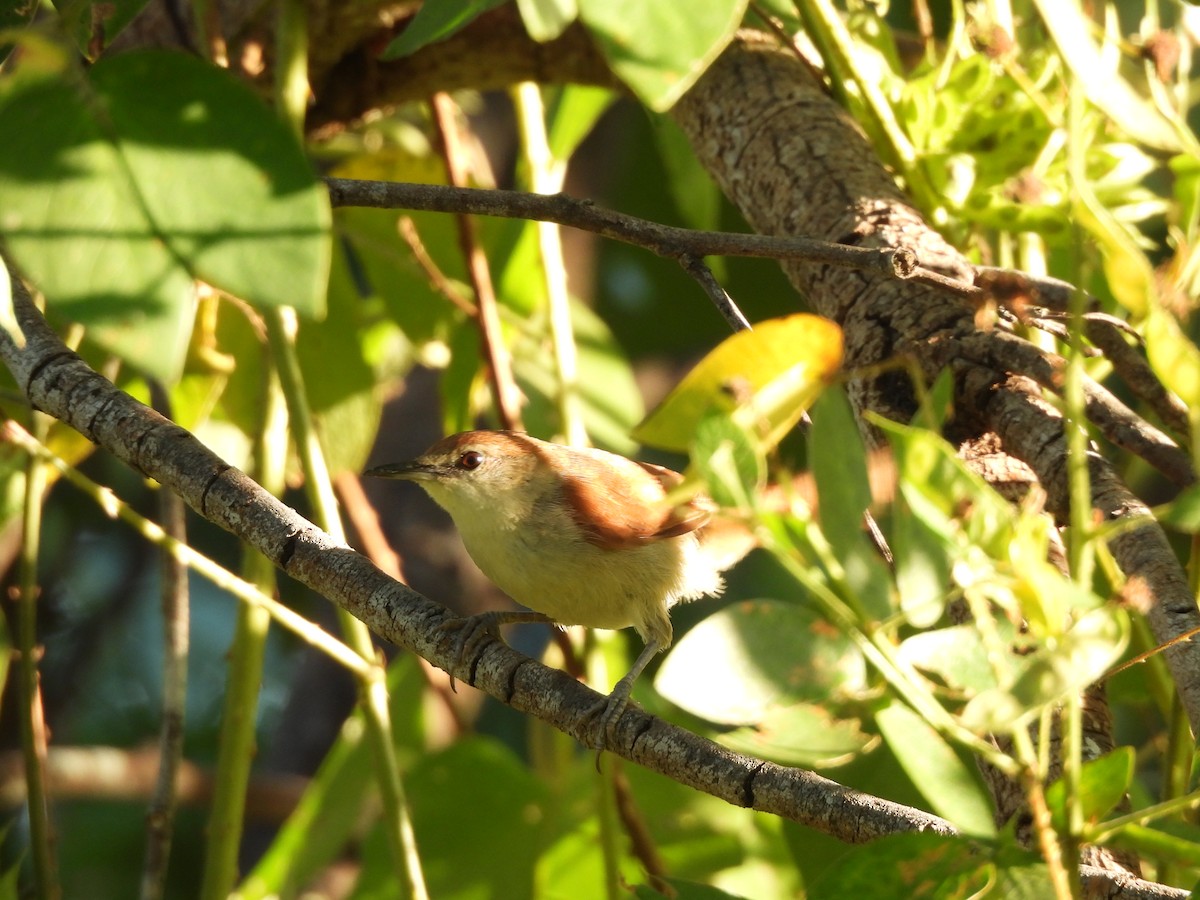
top-left (669, 32), bottom-right (1200, 738)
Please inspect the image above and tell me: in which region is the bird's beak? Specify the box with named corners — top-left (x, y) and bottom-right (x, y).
top-left (364, 460), bottom-right (438, 481)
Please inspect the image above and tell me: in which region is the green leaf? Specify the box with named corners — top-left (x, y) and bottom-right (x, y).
top-left (898, 625), bottom-right (1008, 695)
top-left (1031, 0), bottom-right (1182, 153)
top-left (397, 738), bottom-right (549, 899)
top-left (546, 85), bottom-right (615, 161)
top-left (517, 0), bottom-right (578, 42)
top-left (1044, 747), bottom-right (1134, 831)
top-left (381, 0), bottom-right (510, 59)
top-left (719, 703), bottom-right (871, 768)
top-left (239, 657), bottom-right (427, 899)
top-left (691, 414), bottom-right (763, 510)
top-left (1161, 484), bottom-right (1200, 532)
top-left (810, 389), bottom-right (893, 621)
top-left (577, 0), bottom-right (747, 111)
top-left (876, 702), bottom-right (995, 837)
top-left (637, 314), bottom-right (843, 452)
top-left (0, 50), bottom-right (330, 380)
top-left (1145, 305), bottom-right (1200, 411)
top-left (808, 832), bottom-right (994, 899)
top-left (511, 298), bottom-right (643, 454)
top-left (655, 599), bottom-right (866, 725)
top-left (962, 607), bottom-right (1129, 733)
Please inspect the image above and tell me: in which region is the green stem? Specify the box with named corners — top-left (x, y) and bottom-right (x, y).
top-left (513, 82), bottom-right (585, 446)
top-left (201, 360), bottom-right (288, 900)
top-left (264, 308), bottom-right (427, 900)
top-left (2, 420), bottom-right (371, 675)
top-left (15, 413), bottom-right (59, 900)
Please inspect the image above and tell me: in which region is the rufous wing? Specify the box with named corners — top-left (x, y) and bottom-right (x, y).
top-left (561, 455), bottom-right (711, 550)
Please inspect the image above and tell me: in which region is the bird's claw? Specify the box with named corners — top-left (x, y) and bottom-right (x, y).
top-left (438, 613), bottom-right (506, 692)
top-left (582, 678), bottom-right (637, 754)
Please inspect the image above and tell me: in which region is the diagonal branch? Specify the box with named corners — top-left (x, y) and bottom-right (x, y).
top-left (0, 275), bottom-right (1188, 899)
top-left (0, 281), bottom-right (948, 844)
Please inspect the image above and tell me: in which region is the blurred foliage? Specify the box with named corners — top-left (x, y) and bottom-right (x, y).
top-left (0, 0), bottom-right (1199, 897)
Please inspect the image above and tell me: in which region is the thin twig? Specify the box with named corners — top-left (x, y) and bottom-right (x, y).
top-left (396, 217), bottom-right (478, 318)
top-left (611, 763), bottom-right (669, 893)
top-left (679, 253), bottom-right (752, 331)
top-left (140, 383), bottom-right (189, 900)
top-left (428, 98), bottom-right (524, 431)
top-left (325, 177), bottom-right (919, 278)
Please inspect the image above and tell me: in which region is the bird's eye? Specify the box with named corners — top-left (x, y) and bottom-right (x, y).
top-left (457, 450), bottom-right (484, 470)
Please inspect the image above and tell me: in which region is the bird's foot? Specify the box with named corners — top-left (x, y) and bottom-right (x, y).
top-left (438, 610), bottom-right (552, 692)
top-left (582, 676), bottom-right (638, 752)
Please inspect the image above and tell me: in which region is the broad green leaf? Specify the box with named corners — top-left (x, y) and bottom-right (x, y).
top-left (517, 0), bottom-right (578, 42)
top-left (962, 606), bottom-right (1129, 733)
top-left (634, 882), bottom-right (748, 899)
top-left (336, 207), bottom-right (467, 349)
top-left (239, 657), bottom-right (427, 899)
top-left (1044, 747), bottom-right (1134, 831)
top-left (1161, 484), bottom-right (1200, 532)
top-left (891, 496), bottom-right (954, 628)
top-left (1106, 824), bottom-right (1200, 868)
top-left (876, 702), bottom-right (995, 837)
top-left (719, 703), bottom-right (871, 768)
top-left (0, 50), bottom-right (330, 380)
top-left (1144, 305), bottom-right (1200, 411)
top-left (547, 85), bottom-right (615, 162)
top-left (692, 414), bottom-right (763, 510)
top-left (1032, 0), bottom-right (1181, 154)
top-left (872, 415), bottom-right (1014, 557)
top-left (808, 833), bottom-right (994, 899)
top-left (655, 599), bottom-right (866, 725)
top-left (382, 0), bottom-right (509, 58)
top-left (295, 261), bottom-right (383, 477)
top-left (637, 314), bottom-right (843, 453)
top-left (577, 0), bottom-right (747, 111)
top-left (898, 625), bottom-right (1008, 695)
top-left (810, 389), bottom-right (893, 620)
top-left (537, 815), bottom-right (642, 896)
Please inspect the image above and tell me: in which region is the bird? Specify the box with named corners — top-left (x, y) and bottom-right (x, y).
top-left (366, 430), bottom-right (725, 748)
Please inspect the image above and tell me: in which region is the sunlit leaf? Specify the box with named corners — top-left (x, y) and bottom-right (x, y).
top-left (517, 0), bottom-right (578, 42)
top-left (577, 0), bottom-right (747, 111)
top-left (1044, 747), bottom-right (1134, 830)
top-left (876, 702), bottom-right (995, 837)
top-left (637, 314), bottom-right (843, 452)
top-left (810, 389), bottom-right (893, 620)
top-left (720, 703), bottom-right (871, 768)
top-left (1032, 0), bottom-right (1182, 153)
top-left (1144, 306), bottom-right (1200, 411)
top-left (0, 50), bottom-right (330, 380)
top-left (962, 607), bottom-right (1129, 733)
top-left (656, 599), bottom-right (866, 725)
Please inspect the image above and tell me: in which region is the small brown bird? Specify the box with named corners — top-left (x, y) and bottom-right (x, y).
top-left (367, 430), bottom-right (724, 747)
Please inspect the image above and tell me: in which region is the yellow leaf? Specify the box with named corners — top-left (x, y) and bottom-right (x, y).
top-left (635, 314), bottom-right (843, 452)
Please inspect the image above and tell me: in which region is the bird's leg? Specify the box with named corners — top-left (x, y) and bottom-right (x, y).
top-left (439, 610), bottom-right (554, 691)
top-left (585, 638), bottom-right (662, 750)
